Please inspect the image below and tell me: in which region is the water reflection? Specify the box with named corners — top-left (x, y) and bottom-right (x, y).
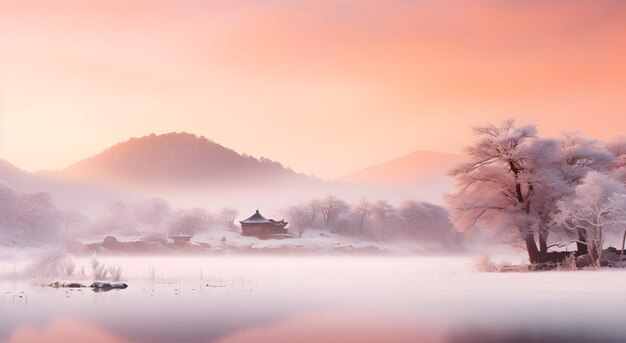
top-left (215, 310), bottom-right (444, 343)
top-left (1, 257), bottom-right (626, 343)
top-left (5, 311), bottom-right (622, 343)
top-left (6, 317), bottom-right (134, 343)
top-left (5, 311), bottom-right (443, 343)
top-left (91, 288), bottom-right (120, 293)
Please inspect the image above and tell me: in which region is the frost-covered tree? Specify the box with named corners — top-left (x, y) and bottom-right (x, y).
top-left (398, 200), bottom-right (460, 247)
top-left (18, 191), bottom-right (63, 242)
top-left (61, 207), bottom-right (89, 235)
top-left (447, 120), bottom-right (564, 263)
top-left (555, 172), bottom-right (626, 266)
top-left (372, 200), bottom-right (394, 240)
top-left (559, 133), bottom-right (613, 183)
top-left (133, 198), bottom-right (172, 230)
top-left (353, 199), bottom-right (372, 233)
top-left (286, 204), bottom-right (316, 237)
top-left (306, 200), bottom-right (320, 227)
top-left (550, 133), bottom-right (614, 253)
top-left (0, 181), bottom-right (63, 245)
top-left (319, 195), bottom-right (350, 230)
top-left (606, 137), bottom-right (626, 184)
top-left (167, 208), bottom-right (210, 235)
top-left (282, 195), bottom-right (460, 247)
top-left (219, 207), bottom-right (239, 229)
top-left (92, 201), bottom-right (136, 234)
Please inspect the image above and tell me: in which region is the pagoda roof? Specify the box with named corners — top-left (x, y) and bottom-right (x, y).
top-left (240, 210), bottom-right (271, 224)
top-left (240, 210), bottom-right (288, 226)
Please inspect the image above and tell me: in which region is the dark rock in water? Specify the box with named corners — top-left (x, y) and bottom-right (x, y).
top-left (91, 282), bottom-right (128, 288)
top-left (576, 254), bottom-right (593, 268)
top-left (46, 282), bottom-right (86, 288)
top-left (90, 282), bottom-right (128, 292)
top-left (92, 287), bottom-right (112, 293)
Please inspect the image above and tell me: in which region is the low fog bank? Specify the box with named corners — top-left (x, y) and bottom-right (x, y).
top-left (0, 179), bottom-right (465, 257)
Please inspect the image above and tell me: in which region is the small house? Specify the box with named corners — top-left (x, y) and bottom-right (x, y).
top-left (240, 210), bottom-right (288, 237)
top-left (169, 234), bottom-right (193, 247)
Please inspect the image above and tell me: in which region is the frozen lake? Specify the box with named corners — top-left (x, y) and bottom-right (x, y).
top-left (1, 256), bottom-right (626, 343)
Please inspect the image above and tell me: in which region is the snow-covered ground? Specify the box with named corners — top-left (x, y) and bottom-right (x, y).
top-left (1, 256), bottom-right (625, 343)
top-left (191, 228), bottom-right (450, 255)
top-left (13, 227), bottom-right (457, 257)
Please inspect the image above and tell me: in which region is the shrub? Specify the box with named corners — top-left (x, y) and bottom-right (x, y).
top-left (473, 254), bottom-right (497, 272)
top-left (148, 265), bottom-right (156, 281)
top-left (107, 265), bottom-right (123, 282)
top-left (556, 253), bottom-right (578, 271)
top-left (63, 260), bottom-right (76, 277)
top-left (22, 249), bottom-right (68, 279)
top-left (91, 255), bottom-right (108, 280)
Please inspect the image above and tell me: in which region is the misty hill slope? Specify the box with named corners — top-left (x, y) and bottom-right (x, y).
top-left (55, 132), bottom-right (317, 191)
top-left (0, 159), bottom-right (128, 211)
top-left (0, 159), bottom-right (32, 186)
top-left (341, 150), bottom-right (463, 186)
top-left (338, 150), bottom-right (463, 204)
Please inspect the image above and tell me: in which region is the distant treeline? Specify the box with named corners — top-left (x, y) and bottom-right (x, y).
top-left (0, 180), bottom-right (461, 249)
top-left (285, 195), bottom-right (462, 248)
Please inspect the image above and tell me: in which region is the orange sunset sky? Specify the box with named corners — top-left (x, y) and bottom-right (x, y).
top-left (1, 0), bottom-right (625, 178)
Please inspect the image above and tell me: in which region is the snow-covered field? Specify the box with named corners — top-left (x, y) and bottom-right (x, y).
top-left (1, 256), bottom-right (626, 343)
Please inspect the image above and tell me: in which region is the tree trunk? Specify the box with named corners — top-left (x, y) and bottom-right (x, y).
top-left (619, 230), bottom-right (626, 268)
top-left (597, 228), bottom-right (604, 267)
top-left (538, 231), bottom-right (548, 262)
top-left (525, 234), bottom-right (542, 264)
top-left (358, 214), bottom-right (365, 232)
top-left (576, 228), bottom-right (588, 255)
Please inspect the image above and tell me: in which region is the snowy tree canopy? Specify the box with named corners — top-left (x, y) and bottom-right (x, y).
top-left (606, 137), bottom-right (626, 183)
top-left (555, 172), bottom-right (626, 265)
top-left (447, 120), bottom-right (566, 263)
top-left (0, 181), bottom-right (63, 245)
top-left (448, 120), bottom-right (626, 264)
top-left (167, 208), bottom-right (210, 235)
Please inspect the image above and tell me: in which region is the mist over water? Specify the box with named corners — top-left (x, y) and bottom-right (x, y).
top-left (1, 256), bottom-right (625, 343)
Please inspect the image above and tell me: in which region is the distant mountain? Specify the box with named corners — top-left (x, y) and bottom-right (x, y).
top-left (2, 136), bottom-right (462, 211)
top-left (338, 150), bottom-right (463, 204)
top-left (340, 150), bottom-right (463, 186)
top-left (54, 132), bottom-right (317, 191)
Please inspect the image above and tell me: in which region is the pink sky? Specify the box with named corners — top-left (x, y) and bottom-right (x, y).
top-left (1, 0), bottom-right (625, 178)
